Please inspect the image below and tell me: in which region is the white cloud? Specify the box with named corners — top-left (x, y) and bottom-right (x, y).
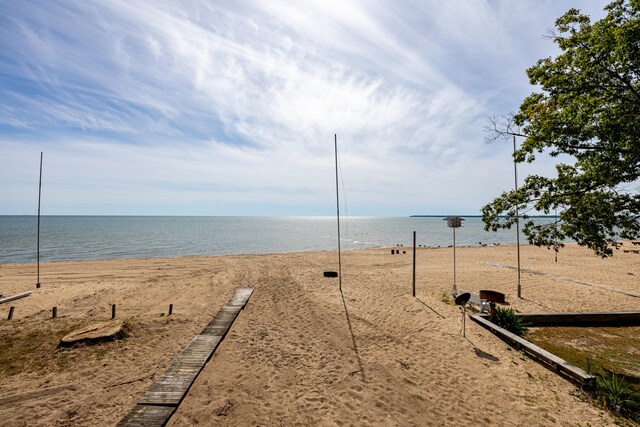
top-left (0, 0), bottom-right (611, 215)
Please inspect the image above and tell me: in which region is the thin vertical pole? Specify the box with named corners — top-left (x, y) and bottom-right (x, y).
top-left (462, 305), bottom-right (466, 337)
top-left (334, 134), bottom-right (363, 380)
top-left (555, 207), bottom-right (558, 263)
top-left (37, 152), bottom-right (43, 289)
top-left (412, 231), bottom-right (416, 297)
top-left (513, 135), bottom-right (521, 298)
top-left (334, 134), bottom-right (342, 292)
top-left (453, 227), bottom-right (457, 295)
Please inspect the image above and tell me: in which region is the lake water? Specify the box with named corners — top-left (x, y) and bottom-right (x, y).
top-left (0, 216), bottom-right (548, 264)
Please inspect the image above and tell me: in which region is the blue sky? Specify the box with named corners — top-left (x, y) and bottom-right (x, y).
top-left (0, 0), bottom-right (609, 216)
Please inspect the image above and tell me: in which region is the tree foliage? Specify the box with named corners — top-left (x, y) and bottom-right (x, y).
top-left (483, 0), bottom-right (640, 256)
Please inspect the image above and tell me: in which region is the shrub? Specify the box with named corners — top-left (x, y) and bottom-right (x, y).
top-left (493, 306), bottom-right (528, 335)
top-left (596, 370), bottom-right (639, 416)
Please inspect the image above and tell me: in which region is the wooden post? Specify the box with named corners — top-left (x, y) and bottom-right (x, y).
top-left (412, 231), bottom-right (416, 297)
top-left (169, 304), bottom-right (173, 316)
top-left (462, 305), bottom-right (467, 338)
top-left (8, 306), bottom-right (15, 320)
top-left (111, 304), bottom-right (116, 319)
top-left (52, 307), bottom-right (57, 318)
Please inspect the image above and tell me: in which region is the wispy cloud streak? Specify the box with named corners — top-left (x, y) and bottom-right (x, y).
top-left (0, 0), bottom-right (610, 214)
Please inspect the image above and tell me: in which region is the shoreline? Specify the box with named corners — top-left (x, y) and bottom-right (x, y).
top-left (0, 216), bottom-right (559, 265)
top-left (0, 242), bottom-right (508, 266)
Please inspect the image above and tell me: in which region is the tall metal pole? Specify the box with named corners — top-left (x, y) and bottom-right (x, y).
top-left (37, 152), bottom-right (43, 289)
top-left (453, 226), bottom-right (457, 296)
top-left (412, 231), bottom-right (416, 297)
top-left (513, 135), bottom-right (521, 298)
top-left (334, 134), bottom-right (342, 292)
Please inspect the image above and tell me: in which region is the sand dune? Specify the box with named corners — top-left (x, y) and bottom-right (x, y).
top-left (1, 243), bottom-right (638, 425)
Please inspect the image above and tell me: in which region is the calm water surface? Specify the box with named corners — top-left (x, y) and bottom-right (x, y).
top-left (0, 216), bottom-right (545, 264)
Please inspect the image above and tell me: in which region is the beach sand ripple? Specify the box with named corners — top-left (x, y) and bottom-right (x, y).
top-left (1, 243), bottom-right (637, 425)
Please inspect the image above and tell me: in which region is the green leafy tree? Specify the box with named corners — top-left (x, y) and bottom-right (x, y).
top-left (483, 0), bottom-right (640, 257)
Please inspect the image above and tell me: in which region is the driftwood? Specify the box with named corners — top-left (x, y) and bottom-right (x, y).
top-left (59, 320), bottom-right (125, 346)
top-left (0, 291), bottom-right (32, 305)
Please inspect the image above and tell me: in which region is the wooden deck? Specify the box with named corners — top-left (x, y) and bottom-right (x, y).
top-left (117, 405), bottom-right (176, 427)
top-left (117, 288), bottom-right (253, 426)
top-left (470, 314), bottom-right (596, 389)
top-left (517, 311), bottom-right (640, 327)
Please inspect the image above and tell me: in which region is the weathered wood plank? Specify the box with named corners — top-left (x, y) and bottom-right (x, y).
top-left (0, 291), bottom-right (33, 305)
top-left (211, 306), bottom-right (241, 318)
top-left (209, 307), bottom-right (241, 323)
top-left (139, 369), bottom-right (200, 406)
top-left (116, 404), bottom-right (175, 427)
top-left (518, 311), bottom-right (640, 327)
top-left (139, 335), bottom-right (222, 405)
top-left (228, 288), bottom-right (254, 308)
top-left (201, 308), bottom-right (241, 336)
top-left (470, 314), bottom-right (596, 389)
top-left (118, 288), bottom-right (254, 423)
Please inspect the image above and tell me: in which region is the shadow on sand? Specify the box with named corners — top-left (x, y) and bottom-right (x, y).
top-left (339, 288), bottom-right (366, 381)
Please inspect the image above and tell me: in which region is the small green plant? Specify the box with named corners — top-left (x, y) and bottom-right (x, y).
top-left (441, 291), bottom-right (453, 305)
top-left (596, 370), bottom-right (638, 414)
top-left (493, 307), bottom-right (528, 335)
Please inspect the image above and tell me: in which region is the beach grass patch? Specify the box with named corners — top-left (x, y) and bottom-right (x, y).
top-left (0, 321), bottom-right (83, 376)
top-left (440, 292), bottom-right (453, 305)
top-left (0, 319), bottom-right (133, 377)
top-left (596, 371), bottom-right (638, 414)
top-left (528, 326), bottom-right (640, 421)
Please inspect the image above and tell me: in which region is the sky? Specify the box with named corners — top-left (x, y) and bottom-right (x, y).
top-left (0, 0), bottom-right (610, 216)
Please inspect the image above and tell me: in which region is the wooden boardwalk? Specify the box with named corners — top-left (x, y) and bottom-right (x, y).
top-left (117, 288), bottom-right (253, 426)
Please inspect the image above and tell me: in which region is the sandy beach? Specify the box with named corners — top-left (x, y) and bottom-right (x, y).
top-left (1, 242), bottom-right (639, 426)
